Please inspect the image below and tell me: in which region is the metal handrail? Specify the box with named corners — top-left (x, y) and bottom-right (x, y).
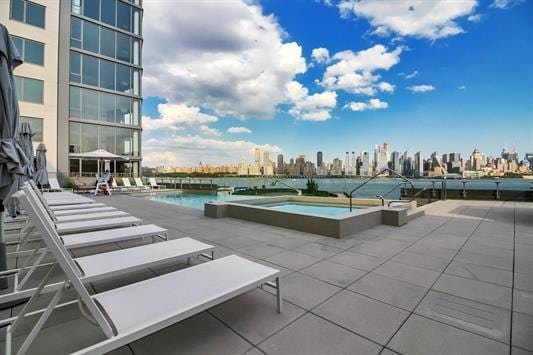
top-left (271, 179), bottom-right (302, 195)
top-left (349, 168), bottom-right (415, 211)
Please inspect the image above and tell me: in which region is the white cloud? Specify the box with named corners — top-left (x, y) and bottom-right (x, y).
top-left (285, 81), bottom-right (337, 121)
top-left (399, 70), bottom-right (418, 79)
top-left (338, 0), bottom-right (477, 40)
top-left (490, 0), bottom-right (525, 9)
top-left (407, 84), bottom-right (436, 93)
top-left (142, 103), bottom-right (218, 131)
top-left (345, 98), bottom-right (389, 111)
top-left (320, 44), bottom-right (402, 95)
top-left (458, 85), bottom-right (466, 90)
top-left (199, 125), bottom-right (221, 136)
top-left (311, 47), bottom-right (331, 64)
top-left (143, 0), bottom-right (306, 119)
top-left (227, 126), bottom-right (252, 134)
top-left (143, 135), bottom-right (282, 166)
top-left (377, 82), bottom-right (395, 93)
top-left (467, 14), bottom-right (483, 23)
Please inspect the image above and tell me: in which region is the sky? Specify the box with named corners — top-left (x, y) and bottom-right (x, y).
top-left (141, 0), bottom-right (533, 167)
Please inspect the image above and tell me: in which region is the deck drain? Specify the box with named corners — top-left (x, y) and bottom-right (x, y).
top-left (416, 290), bottom-right (510, 343)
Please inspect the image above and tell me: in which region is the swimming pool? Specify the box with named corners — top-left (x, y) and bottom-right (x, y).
top-left (266, 202), bottom-right (359, 216)
top-left (141, 192), bottom-right (251, 210)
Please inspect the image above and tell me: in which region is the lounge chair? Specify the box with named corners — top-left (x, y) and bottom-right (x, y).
top-left (24, 185), bottom-right (141, 235)
top-left (2, 188), bottom-right (213, 307)
top-left (149, 177), bottom-right (163, 189)
top-left (111, 179), bottom-right (127, 192)
top-left (122, 178), bottom-right (138, 191)
top-left (5, 191), bottom-right (281, 355)
top-left (134, 177), bottom-right (150, 190)
top-left (28, 181), bottom-right (130, 223)
top-left (47, 177), bottom-right (65, 191)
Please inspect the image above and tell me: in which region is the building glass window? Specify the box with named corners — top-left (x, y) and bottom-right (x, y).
top-left (69, 86), bottom-right (140, 126)
top-left (116, 1), bottom-right (131, 32)
top-left (13, 36), bottom-right (45, 66)
top-left (82, 89), bottom-right (99, 120)
top-left (71, 17), bottom-right (82, 48)
top-left (100, 27), bottom-right (115, 58)
top-left (69, 86), bottom-right (81, 118)
top-left (10, 0), bottom-right (45, 29)
top-left (71, 0), bottom-right (81, 15)
top-left (20, 116), bottom-right (43, 141)
top-left (24, 39), bottom-right (44, 65)
top-left (100, 0), bottom-right (116, 26)
top-left (132, 8), bottom-right (141, 35)
top-left (82, 55), bottom-right (99, 86)
top-left (83, 0), bottom-right (100, 21)
top-left (81, 123), bottom-right (98, 152)
top-left (10, 0), bottom-right (25, 22)
top-left (99, 60), bottom-right (115, 90)
top-left (70, 18), bottom-right (141, 64)
top-left (70, 51), bottom-right (81, 83)
top-left (72, 51), bottom-right (140, 95)
top-left (115, 63), bottom-right (131, 94)
top-left (69, 122), bottom-right (81, 153)
top-left (99, 125), bottom-right (115, 152)
top-left (70, 122), bottom-right (140, 156)
top-left (116, 127), bottom-right (132, 156)
top-left (116, 32), bottom-right (131, 62)
top-left (13, 76), bottom-right (43, 103)
top-left (99, 92), bottom-right (116, 123)
top-left (82, 21), bottom-right (99, 53)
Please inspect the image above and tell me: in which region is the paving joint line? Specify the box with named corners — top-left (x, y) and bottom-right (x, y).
top-left (381, 203), bottom-right (506, 351)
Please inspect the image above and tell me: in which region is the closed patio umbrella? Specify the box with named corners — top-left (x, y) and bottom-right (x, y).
top-left (34, 143), bottom-right (49, 187)
top-left (19, 121), bottom-right (34, 180)
top-left (0, 23), bottom-right (27, 289)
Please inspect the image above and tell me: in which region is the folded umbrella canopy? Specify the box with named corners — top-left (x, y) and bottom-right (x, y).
top-left (0, 23), bottom-right (28, 288)
top-left (34, 142), bottom-right (49, 186)
top-left (19, 121), bottom-right (34, 180)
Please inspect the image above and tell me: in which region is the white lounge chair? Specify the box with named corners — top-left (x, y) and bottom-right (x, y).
top-left (47, 177), bottom-right (64, 191)
top-left (122, 178), bottom-right (138, 191)
top-left (134, 177), bottom-right (150, 190)
top-left (25, 184), bottom-right (141, 235)
top-left (3, 188), bottom-right (213, 307)
top-left (28, 181), bottom-right (131, 223)
top-left (5, 190), bottom-right (281, 355)
top-left (149, 177), bottom-right (163, 189)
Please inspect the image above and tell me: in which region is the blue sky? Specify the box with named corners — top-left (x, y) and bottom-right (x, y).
top-left (141, 0), bottom-right (532, 167)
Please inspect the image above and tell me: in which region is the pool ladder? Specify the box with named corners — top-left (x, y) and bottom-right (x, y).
top-left (348, 168), bottom-right (416, 211)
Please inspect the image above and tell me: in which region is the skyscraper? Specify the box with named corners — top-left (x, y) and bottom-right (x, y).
top-left (277, 154), bottom-right (284, 174)
top-left (391, 151), bottom-right (400, 174)
top-left (2, 0), bottom-right (144, 177)
top-left (317, 151), bottom-right (323, 168)
top-left (360, 151), bottom-right (371, 176)
top-left (414, 152), bottom-right (423, 177)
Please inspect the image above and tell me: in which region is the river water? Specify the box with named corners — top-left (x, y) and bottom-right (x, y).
top-left (169, 177), bottom-right (533, 200)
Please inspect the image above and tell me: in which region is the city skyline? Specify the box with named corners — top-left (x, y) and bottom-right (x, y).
top-left (141, 0), bottom-right (533, 167)
top-left (149, 142), bottom-right (532, 180)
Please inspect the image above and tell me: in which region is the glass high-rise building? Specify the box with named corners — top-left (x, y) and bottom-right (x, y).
top-left (1, 0), bottom-right (143, 177)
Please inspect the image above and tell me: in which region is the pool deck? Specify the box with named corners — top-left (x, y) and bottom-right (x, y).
top-left (2, 196), bottom-right (533, 354)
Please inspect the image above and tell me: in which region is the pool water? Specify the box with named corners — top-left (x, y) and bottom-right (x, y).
top-left (142, 193), bottom-right (251, 210)
top-left (267, 203), bottom-right (359, 216)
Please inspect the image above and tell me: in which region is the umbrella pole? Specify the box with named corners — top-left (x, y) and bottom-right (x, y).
top-left (0, 203), bottom-right (9, 289)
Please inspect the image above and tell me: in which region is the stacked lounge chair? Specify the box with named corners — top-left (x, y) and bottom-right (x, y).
top-left (1, 184), bottom-right (282, 355)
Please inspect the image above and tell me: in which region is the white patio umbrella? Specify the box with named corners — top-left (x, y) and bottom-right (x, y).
top-left (69, 149), bottom-right (128, 176)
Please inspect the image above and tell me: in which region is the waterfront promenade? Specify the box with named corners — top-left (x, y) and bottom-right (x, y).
top-left (2, 196), bottom-right (532, 354)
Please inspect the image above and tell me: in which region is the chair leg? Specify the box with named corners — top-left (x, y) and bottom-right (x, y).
top-left (276, 277), bottom-right (283, 314)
